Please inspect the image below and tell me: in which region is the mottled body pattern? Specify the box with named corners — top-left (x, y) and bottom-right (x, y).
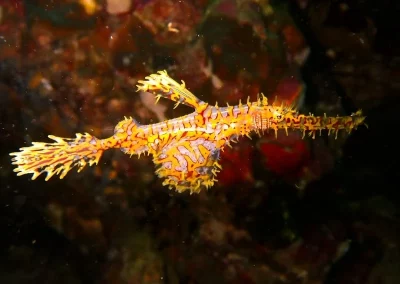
top-left (10, 71), bottom-right (366, 193)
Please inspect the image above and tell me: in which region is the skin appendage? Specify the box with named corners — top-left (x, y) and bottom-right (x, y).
top-left (10, 71), bottom-right (366, 193)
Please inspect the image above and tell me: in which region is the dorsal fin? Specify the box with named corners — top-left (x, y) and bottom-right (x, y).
top-left (136, 70), bottom-right (208, 112)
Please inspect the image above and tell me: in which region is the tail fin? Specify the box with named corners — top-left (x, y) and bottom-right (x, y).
top-left (10, 133), bottom-right (111, 181)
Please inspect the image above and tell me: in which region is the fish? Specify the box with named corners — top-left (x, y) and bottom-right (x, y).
top-left (10, 70), bottom-right (366, 193)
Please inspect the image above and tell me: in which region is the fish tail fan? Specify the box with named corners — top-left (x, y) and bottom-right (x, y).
top-left (10, 133), bottom-right (112, 181)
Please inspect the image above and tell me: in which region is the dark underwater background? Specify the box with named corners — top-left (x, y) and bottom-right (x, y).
top-left (1, 0), bottom-right (399, 283)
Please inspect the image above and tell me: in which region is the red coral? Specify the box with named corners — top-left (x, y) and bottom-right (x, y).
top-left (218, 143), bottom-right (255, 187)
top-left (258, 133), bottom-right (310, 181)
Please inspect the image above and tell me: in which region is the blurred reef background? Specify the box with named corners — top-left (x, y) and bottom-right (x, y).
top-left (0, 0), bottom-right (399, 283)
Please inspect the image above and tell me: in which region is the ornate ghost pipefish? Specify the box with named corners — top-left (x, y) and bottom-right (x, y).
top-left (10, 71), bottom-right (366, 193)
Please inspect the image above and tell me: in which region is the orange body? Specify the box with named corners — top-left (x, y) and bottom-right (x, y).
top-left (10, 71), bottom-right (366, 193)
